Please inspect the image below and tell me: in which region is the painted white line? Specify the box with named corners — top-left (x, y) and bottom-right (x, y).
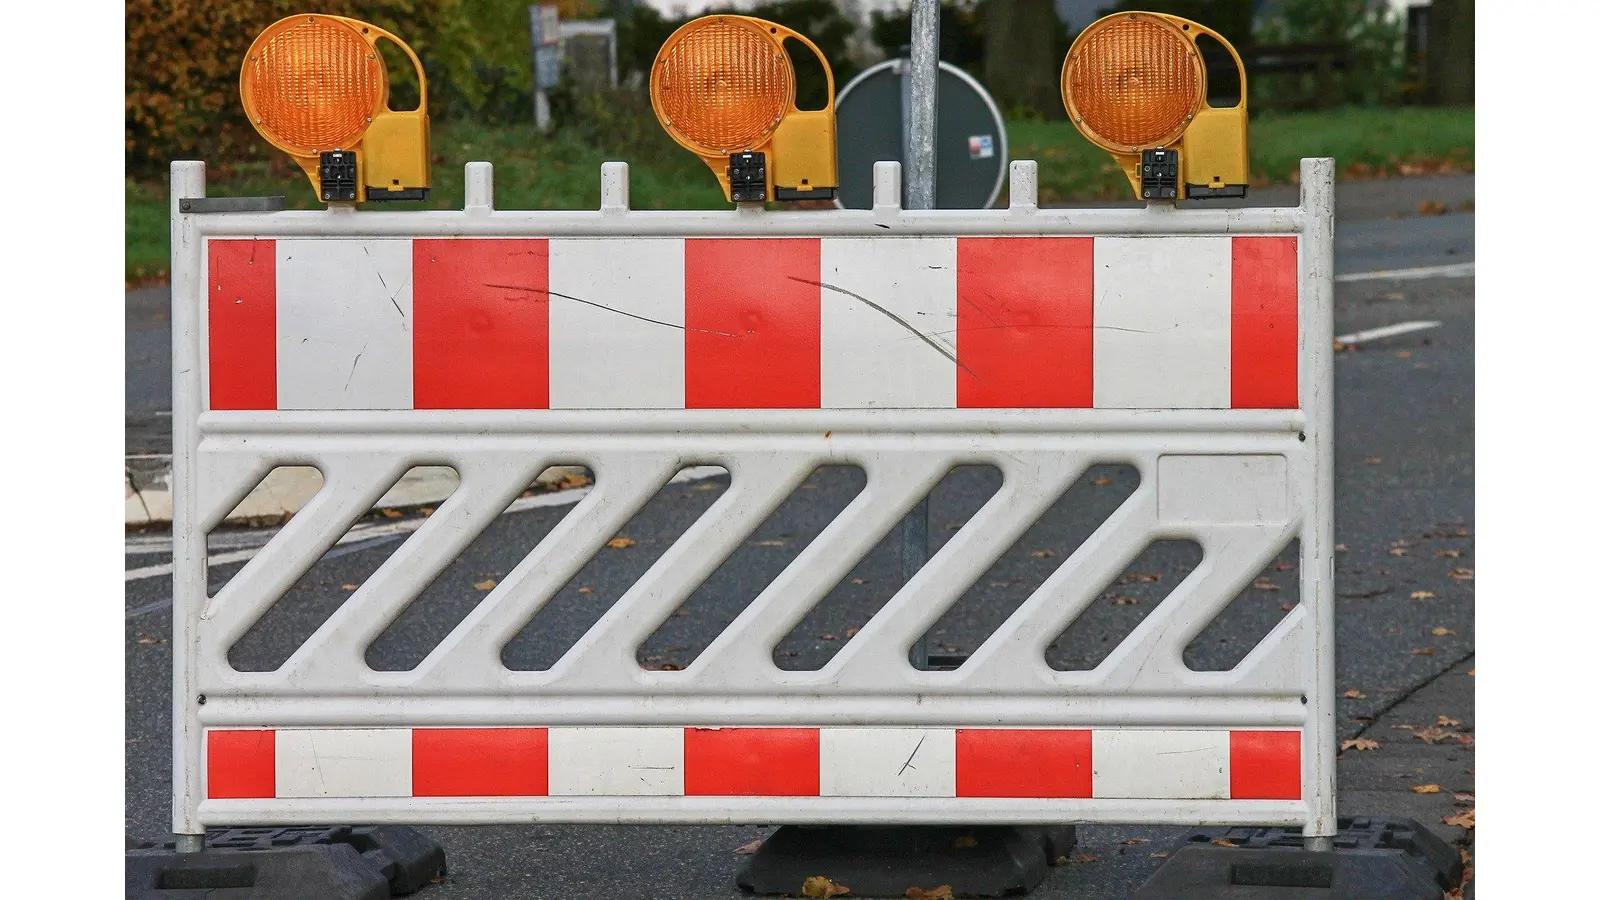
top-left (1335, 320), bottom-right (1442, 345)
top-left (1335, 262), bottom-right (1474, 283)
top-left (123, 466), bottom-right (730, 583)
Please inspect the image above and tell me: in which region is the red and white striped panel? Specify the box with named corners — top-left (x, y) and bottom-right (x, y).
top-left (205, 726), bottom-right (1300, 801)
top-left (206, 236), bottom-right (1299, 412)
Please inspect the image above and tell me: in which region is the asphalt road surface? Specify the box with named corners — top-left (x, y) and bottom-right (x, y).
top-left (126, 183), bottom-right (1474, 898)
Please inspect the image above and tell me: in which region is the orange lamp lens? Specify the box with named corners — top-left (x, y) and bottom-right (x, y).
top-left (243, 16), bottom-right (385, 155)
top-left (652, 18), bottom-right (791, 155)
top-left (1064, 14), bottom-right (1203, 153)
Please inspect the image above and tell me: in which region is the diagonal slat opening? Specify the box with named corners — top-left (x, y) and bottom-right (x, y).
top-left (773, 464), bottom-right (1002, 671)
top-left (1184, 538), bottom-right (1302, 671)
top-left (910, 463), bottom-right (1140, 669)
top-left (1046, 539), bottom-right (1204, 671)
top-left (363, 466), bottom-right (592, 672)
top-left (226, 465), bottom-right (458, 672)
top-left (500, 466), bottom-right (728, 671)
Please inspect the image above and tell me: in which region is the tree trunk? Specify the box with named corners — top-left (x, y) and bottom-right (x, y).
top-left (983, 0), bottom-right (1065, 120)
top-left (1424, 0), bottom-right (1473, 106)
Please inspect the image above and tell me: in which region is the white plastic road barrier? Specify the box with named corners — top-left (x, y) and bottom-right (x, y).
top-left (170, 158), bottom-right (1335, 838)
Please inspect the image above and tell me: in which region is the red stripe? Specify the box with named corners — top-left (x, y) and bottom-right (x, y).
top-left (206, 729), bottom-right (275, 799)
top-left (413, 239), bottom-right (550, 409)
top-left (956, 237), bottom-right (1094, 408)
top-left (955, 729), bottom-right (1092, 798)
top-left (412, 728), bottom-right (549, 797)
top-left (1230, 237), bottom-right (1299, 408)
top-left (208, 240), bottom-right (277, 410)
top-left (1229, 730), bottom-right (1301, 800)
top-left (684, 727), bottom-right (820, 796)
top-left (684, 239), bottom-right (821, 408)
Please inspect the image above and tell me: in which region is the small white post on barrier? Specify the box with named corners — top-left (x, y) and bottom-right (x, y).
top-left (600, 162), bottom-right (630, 214)
top-left (872, 161), bottom-right (903, 213)
top-left (464, 162), bottom-right (495, 212)
top-left (1008, 160), bottom-right (1039, 211)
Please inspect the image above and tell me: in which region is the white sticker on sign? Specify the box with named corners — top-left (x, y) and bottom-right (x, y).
top-left (968, 135), bottom-right (995, 159)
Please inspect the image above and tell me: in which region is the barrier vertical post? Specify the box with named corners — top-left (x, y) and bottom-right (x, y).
top-left (169, 160), bottom-right (207, 854)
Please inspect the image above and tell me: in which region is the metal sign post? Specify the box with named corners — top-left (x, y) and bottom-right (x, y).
top-left (529, 4), bottom-right (562, 133)
top-left (903, 0), bottom-right (939, 672)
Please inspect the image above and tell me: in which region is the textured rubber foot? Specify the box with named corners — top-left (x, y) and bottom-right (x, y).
top-left (736, 824), bottom-right (1076, 898)
top-left (126, 825), bottom-right (446, 898)
top-left (1134, 817), bottom-right (1463, 899)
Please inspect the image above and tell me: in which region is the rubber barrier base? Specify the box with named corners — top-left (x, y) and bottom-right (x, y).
top-left (735, 824), bottom-right (1076, 898)
top-left (1134, 817), bottom-right (1463, 900)
top-left (126, 826), bottom-right (446, 899)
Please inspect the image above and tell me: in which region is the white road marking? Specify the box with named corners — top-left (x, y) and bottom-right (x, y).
top-left (123, 465), bottom-right (728, 583)
top-left (1335, 262), bottom-right (1474, 283)
top-left (1335, 320), bottom-right (1442, 345)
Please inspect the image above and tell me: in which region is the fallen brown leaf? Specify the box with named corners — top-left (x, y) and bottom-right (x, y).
top-left (380, 507), bottom-right (404, 518)
top-left (1437, 715), bottom-right (1462, 727)
top-left (1119, 838), bottom-right (1150, 845)
top-left (733, 840), bottom-right (762, 854)
top-left (418, 506), bottom-right (435, 516)
top-left (1454, 792), bottom-right (1474, 806)
top-left (1442, 809), bottom-right (1474, 829)
top-left (850, 578), bottom-right (867, 584)
top-left (341, 584), bottom-right (360, 591)
top-left (607, 537), bottom-right (637, 549)
top-left (1150, 851), bottom-right (1169, 859)
top-left (137, 636), bottom-right (166, 645)
top-left (1252, 578), bottom-right (1281, 591)
top-left (905, 887), bottom-right (954, 900)
top-left (1435, 549), bottom-right (1462, 558)
top-left (1342, 689), bottom-right (1368, 699)
top-left (1394, 351), bottom-right (1412, 359)
top-left (802, 876), bottom-right (851, 898)
top-left (820, 634), bottom-right (839, 641)
top-left (1411, 784), bottom-right (1441, 794)
top-left (1416, 199), bottom-right (1447, 216)
top-left (1112, 595), bottom-right (1139, 605)
top-left (1341, 738), bottom-right (1380, 752)
top-left (1388, 548), bottom-right (1408, 557)
top-left (1334, 544), bottom-right (1349, 551)
top-left (1431, 627), bottom-right (1456, 637)
top-left (1122, 572), bottom-right (1162, 583)
top-left (1412, 648), bottom-right (1435, 656)
top-left (1030, 549), bottom-right (1057, 558)
top-left (1365, 457), bottom-right (1382, 464)
top-left (845, 627), bottom-right (860, 638)
top-left (755, 539), bottom-right (786, 547)
top-left (578, 586), bottom-right (594, 594)
top-left (1280, 602), bottom-right (1295, 611)
top-left (1410, 591), bottom-right (1435, 600)
top-left (1210, 839), bottom-right (1237, 848)
top-left (693, 483), bottom-right (718, 491)
top-left (1071, 853), bottom-right (1097, 863)
top-left (953, 835), bottom-right (978, 849)
top-left (1468, 668), bottom-right (1475, 676)
top-left (1448, 568), bottom-right (1473, 580)
top-left (1273, 562), bottom-right (1295, 571)
top-left (1092, 477), bottom-right (1114, 486)
top-left (473, 579), bottom-right (497, 591)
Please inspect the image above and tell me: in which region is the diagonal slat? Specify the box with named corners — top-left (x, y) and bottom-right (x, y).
top-left (825, 454), bottom-right (1090, 688)
top-left (554, 455), bottom-right (817, 689)
top-left (687, 453), bottom-right (954, 688)
top-left (280, 453), bottom-right (551, 687)
top-left (956, 485), bottom-right (1160, 692)
top-left (1096, 522), bottom-right (1300, 692)
top-left (413, 452), bottom-right (685, 688)
top-left (199, 454), bottom-right (411, 665)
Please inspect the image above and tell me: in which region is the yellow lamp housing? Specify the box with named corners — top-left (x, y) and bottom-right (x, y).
top-left (240, 14), bottom-right (431, 203)
top-left (650, 15), bottom-right (839, 204)
top-left (1061, 11), bottom-right (1248, 202)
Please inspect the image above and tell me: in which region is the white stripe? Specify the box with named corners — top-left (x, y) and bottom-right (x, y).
top-left (548, 239), bottom-right (685, 409)
top-left (1093, 237), bottom-right (1232, 408)
top-left (276, 239), bottom-right (414, 410)
top-left (1335, 320), bottom-right (1441, 344)
top-left (275, 729), bottom-right (412, 798)
top-left (820, 728), bottom-right (956, 797)
top-left (1335, 262), bottom-right (1473, 283)
top-left (547, 727), bottom-right (684, 796)
top-left (820, 238), bottom-right (958, 408)
top-left (1092, 729), bottom-right (1230, 799)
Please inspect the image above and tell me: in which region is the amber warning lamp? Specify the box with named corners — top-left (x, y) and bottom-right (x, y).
top-left (240, 14), bottom-right (431, 203)
top-left (650, 15), bottom-right (839, 204)
top-left (1062, 11), bottom-right (1248, 201)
